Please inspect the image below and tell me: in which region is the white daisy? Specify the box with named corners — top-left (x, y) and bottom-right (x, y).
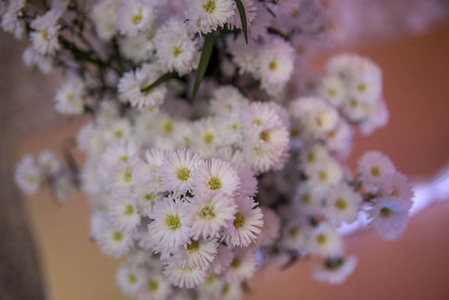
top-left (163, 260), bottom-right (206, 288)
top-left (313, 256), bottom-right (357, 285)
top-left (54, 76), bottom-right (85, 116)
top-left (256, 36), bottom-right (295, 95)
top-left (182, 193), bottom-right (237, 240)
top-left (30, 9), bottom-right (61, 55)
top-left (358, 151), bottom-right (396, 190)
top-left (223, 247), bottom-right (257, 283)
top-left (308, 223), bottom-right (343, 257)
top-left (174, 237), bottom-right (218, 269)
top-left (108, 192), bottom-right (141, 233)
top-left (14, 155), bottom-right (42, 196)
top-left (293, 181), bottom-right (326, 216)
top-left (155, 17), bottom-right (199, 75)
top-left (137, 274), bottom-right (173, 300)
top-left (222, 196), bottom-right (263, 247)
top-left (91, 0), bottom-right (122, 41)
top-left (185, 0), bottom-right (236, 34)
top-left (380, 172), bottom-right (414, 209)
top-left (191, 159), bottom-right (241, 196)
top-left (148, 196), bottom-right (190, 249)
top-left (159, 149), bottom-right (204, 193)
top-left (370, 197), bottom-right (409, 241)
top-left (98, 222), bottom-right (134, 258)
top-left (38, 150), bottom-right (61, 176)
top-left (116, 0), bottom-right (158, 37)
top-left (100, 139), bottom-right (139, 171)
top-left (50, 170), bottom-right (76, 203)
top-left (116, 262), bottom-right (146, 297)
top-left (325, 185), bottom-right (362, 226)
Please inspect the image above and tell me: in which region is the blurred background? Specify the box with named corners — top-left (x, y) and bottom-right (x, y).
top-left (1, 3), bottom-right (449, 300)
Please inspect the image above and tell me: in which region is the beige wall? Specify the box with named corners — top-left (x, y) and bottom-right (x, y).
top-left (14, 22), bottom-right (449, 300)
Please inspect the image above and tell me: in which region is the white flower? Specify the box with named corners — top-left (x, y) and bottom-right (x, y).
top-left (95, 100), bottom-right (120, 125)
top-left (14, 155), bottom-right (42, 196)
top-left (227, 35), bottom-right (259, 75)
top-left (132, 148), bottom-right (166, 191)
top-left (380, 172), bottom-right (414, 209)
top-left (313, 256), bottom-right (357, 285)
top-left (148, 196), bottom-right (190, 249)
top-left (118, 64), bottom-right (167, 110)
top-left (38, 150), bottom-right (61, 176)
top-left (293, 181), bottom-right (325, 215)
top-left (241, 102), bottom-right (290, 174)
top-left (137, 274), bottom-right (173, 300)
top-left (98, 222), bottom-right (134, 258)
top-left (191, 159), bottom-right (241, 196)
top-left (120, 30), bottom-right (157, 63)
top-left (358, 151), bottom-right (396, 190)
top-left (50, 170), bottom-right (76, 203)
top-left (308, 158), bottom-right (344, 188)
top-left (92, 0), bottom-right (122, 41)
top-left (308, 223), bottom-right (343, 257)
top-left (163, 260), bottom-right (206, 288)
top-left (116, 263), bottom-right (146, 296)
top-left (281, 219), bottom-right (310, 250)
top-left (22, 46), bottom-right (52, 74)
top-left (320, 75), bottom-right (347, 107)
top-left (116, 0), bottom-right (158, 37)
top-left (370, 197), bottom-right (409, 241)
top-left (182, 193), bottom-right (237, 239)
top-left (191, 118), bottom-right (222, 156)
top-left (256, 36), bottom-right (295, 95)
top-left (223, 247), bottom-right (257, 283)
top-left (54, 76), bottom-right (85, 115)
top-left (100, 139), bottom-right (139, 171)
top-left (108, 192), bottom-right (141, 233)
top-left (185, 0), bottom-right (236, 34)
top-left (174, 237), bottom-right (218, 269)
top-left (293, 97), bottom-right (340, 139)
top-left (222, 196), bottom-right (263, 247)
top-left (1, 0), bottom-right (26, 39)
top-left (159, 149), bottom-right (204, 193)
top-left (209, 85), bottom-right (248, 116)
top-left (228, 0), bottom-right (257, 30)
top-left (30, 9), bottom-right (61, 55)
top-left (102, 118), bottom-right (134, 143)
top-left (325, 185), bottom-right (362, 226)
top-left (155, 17), bottom-right (199, 75)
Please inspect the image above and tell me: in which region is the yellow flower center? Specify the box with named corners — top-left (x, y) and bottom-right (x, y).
top-left (316, 233), bottom-right (327, 245)
top-left (124, 204), bottom-right (134, 216)
top-left (166, 215), bottom-right (181, 230)
top-left (203, 0), bottom-right (216, 13)
top-left (132, 14), bottom-right (142, 25)
top-left (177, 167), bottom-right (190, 181)
top-left (380, 207), bottom-right (392, 217)
top-left (207, 177), bottom-right (222, 190)
top-left (233, 213), bottom-right (245, 229)
top-left (334, 198), bottom-right (347, 211)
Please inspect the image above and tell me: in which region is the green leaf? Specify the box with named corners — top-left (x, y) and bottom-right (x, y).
top-left (191, 31), bottom-right (219, 101)
top-left (235, 0), bottom-right (248, 44)
top-left (140, 72), bottom-right (176, 93)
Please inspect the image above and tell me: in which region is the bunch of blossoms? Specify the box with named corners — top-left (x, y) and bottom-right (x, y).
top-left (14, 150), bottom-right (77, 203)
top-left (6, 0), bottom-right (415, 298)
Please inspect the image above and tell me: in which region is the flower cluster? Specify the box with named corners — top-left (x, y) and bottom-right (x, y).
top-left (14, 151), bottom-right (76, 203)
top-left (6, 0), bottom-right (417, 298)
